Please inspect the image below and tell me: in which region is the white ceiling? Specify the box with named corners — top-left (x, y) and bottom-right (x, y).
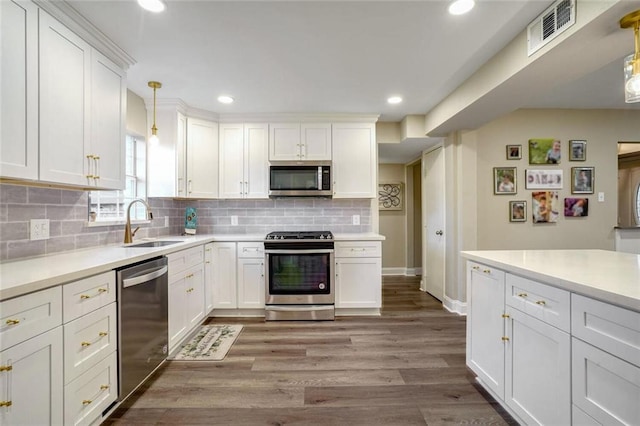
top-left (66, 0), bottom-right (639, 163)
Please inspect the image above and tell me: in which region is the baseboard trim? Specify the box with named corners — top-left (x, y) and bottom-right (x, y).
top-left (443, 295), bottom-right (467, 316)
top-left (336, 308), bottom-right (381, 316)
top-left (382, 267), bottom-right (421, 276)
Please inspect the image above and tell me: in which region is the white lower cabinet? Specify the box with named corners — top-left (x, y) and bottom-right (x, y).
top-left (334, 241), bottom-right (382, 310)
top-left (0, 326), bottom-right (63, 426)
top-left (64, 351), bottom-right (117, 426)
top-left (212, 242), bottom-right (265, 312)
top-left (212, 242), bottom-right (238, 309)
top-left (504, 306), bottom-right (570, 425)
top-left (204, 243), bottom-right (215, 314)
top-left (168, 261), bottom-right (205, 352)
top-left (237, 258), bottom-right (265, 309)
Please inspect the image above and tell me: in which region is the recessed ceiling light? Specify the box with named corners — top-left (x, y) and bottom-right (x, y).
top-left (387, 96), bottom-right (403, 104)
top-left (217, 95), bottom-right (234, 104)
top-left (448, 0), bottom-right (475, 15)
top-left (137, 0), bottom-right (166, 13)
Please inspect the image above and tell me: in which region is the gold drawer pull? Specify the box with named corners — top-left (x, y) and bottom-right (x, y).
top-left (536, 300), bottom-right (546, 306)
top-left (80, 294), bottom-right (91, 300)
top-left (0, 365), bottom-right (13, 372)
top-left (5, 319), bottom-right (20, 325)
top-left (205, 261), bottom-right (211, 264)
top-left (501, 336), bottom-right (509, 341)
top-left (81, 341), bottom-right (92, 347)
top-left (100, 385), bottom-right (110, 390)
top-left (186, 273), bottom-right (194, 279)
top-left (472, 266), bottom-right (480, 270)
top-left (502, 314), bottom-right (510, 318)
top-left (99, 332), bottom-right (108, 337)
top-left (0, 401), bottom-right (12, 407)
top-left (98, 288), bottom-right (107, 293)
top-left (82, 400), bottom-right (92, 405)
top-left (483, 269), bottom-right (491, 274)
top-left (518, 293), bottom-right (528, 298)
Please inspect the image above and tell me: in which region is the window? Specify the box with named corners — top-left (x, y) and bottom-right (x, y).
top-left (89, 135), bottom-right (146, 223)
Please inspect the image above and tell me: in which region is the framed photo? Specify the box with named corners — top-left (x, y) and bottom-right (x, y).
top-left (532, 191), bottom-right (559, 223)
top-left (528, 138), bottom-right (561, 164)
top-left (506, 145), bottom-right (522, 160)
top-left (564, 197), bottom-right (589, 217)
top-left (378, 182), bottom-right (404, 210)
top-left (509, 200), bottom-right (527, 222)
top-left (569, 140), bottom-right (586, 161)
top-left (571, 167), bottom-right (594, 194)
top-left (494, 167), bottom-right (517, 195)
top-left (525, 169), bottom-right (563, 189)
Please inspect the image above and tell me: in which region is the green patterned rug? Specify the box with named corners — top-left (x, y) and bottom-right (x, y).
top-left (172, 324), bottom-right (243, 361)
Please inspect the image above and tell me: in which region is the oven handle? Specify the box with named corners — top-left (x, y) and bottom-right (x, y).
top-left (265, 249), bottom-right (334, 254)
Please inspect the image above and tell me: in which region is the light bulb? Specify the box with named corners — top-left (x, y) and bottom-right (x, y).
top-left (137, 0), bottom-right (165, 13)
top-left (149, 134), bottom-right (160, 145)
top-left (387, 96), bottom-right (403, 104)
top-left (448, 0), bottom-right (475, 16)
top-left (624, 53), bottom-right (640, 103)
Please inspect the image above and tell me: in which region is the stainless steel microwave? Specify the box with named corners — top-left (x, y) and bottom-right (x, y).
top-left (269, 161), bottom-right (332, 197)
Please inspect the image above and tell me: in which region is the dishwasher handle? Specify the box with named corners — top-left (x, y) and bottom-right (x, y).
top-left (122, 265), bottom-right (168, 288)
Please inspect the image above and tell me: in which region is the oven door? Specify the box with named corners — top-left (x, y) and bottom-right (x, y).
top-left (265, 249), bottom-right (335, 305)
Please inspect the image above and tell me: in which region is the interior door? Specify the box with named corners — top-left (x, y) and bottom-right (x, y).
top-left (422, 146), bottom-right (445, 301)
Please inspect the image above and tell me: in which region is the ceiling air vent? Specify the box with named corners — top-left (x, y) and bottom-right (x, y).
top-left (527, 0), bottom-right (576, 56)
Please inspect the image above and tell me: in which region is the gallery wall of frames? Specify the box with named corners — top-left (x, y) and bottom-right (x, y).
top-left (493, 138), bottom-right (594, 223)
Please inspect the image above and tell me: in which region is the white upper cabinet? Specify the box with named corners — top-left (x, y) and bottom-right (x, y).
top-left (219, 123), bottom-right (268, 199)
top-left (269, 122), bottom-right (331, 161)
top-left (34, 9), bottom-right (126, 190)
top-left (186, 118), bottom-right (219, 198)
top-left (148, 109), bottom-right (186, 197)
top-left (332, 122), bottom-right (376, 198)
top-left (0, 0), bottom-right (38, 180)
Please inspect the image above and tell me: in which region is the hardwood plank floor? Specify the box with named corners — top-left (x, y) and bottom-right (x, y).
top-left (104, 276), bottom-right (516, 425)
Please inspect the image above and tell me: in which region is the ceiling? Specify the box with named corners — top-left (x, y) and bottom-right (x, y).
top-left (66, 0), bottom-right (639, 163)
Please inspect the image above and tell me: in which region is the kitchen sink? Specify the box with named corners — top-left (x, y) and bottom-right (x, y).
top-left (124, 240), bottom-right (183, 248)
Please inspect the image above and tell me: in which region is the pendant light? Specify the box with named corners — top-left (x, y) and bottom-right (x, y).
top-left (620, 10), bottom-right (640, 103)
top-left (148, 81), bottom-right (162, 145)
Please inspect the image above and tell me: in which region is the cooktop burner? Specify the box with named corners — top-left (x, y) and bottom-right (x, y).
top-left (265, 231), bottom-right (333, 240)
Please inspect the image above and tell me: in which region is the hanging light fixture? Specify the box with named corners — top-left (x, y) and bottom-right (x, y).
top-left (148, 81), bottom-right (162, 145)
top-left (620, 10), bottom-right (640, 103)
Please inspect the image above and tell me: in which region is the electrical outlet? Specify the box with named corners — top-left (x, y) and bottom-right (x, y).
top-left (231, 215), bottom-right (238, 226)
top-left (598, 192), bottom-right (605, 202)
top-left (30, 219), bottom-right (50, 240)
top-left (352, 215), bottom-right (360, 225)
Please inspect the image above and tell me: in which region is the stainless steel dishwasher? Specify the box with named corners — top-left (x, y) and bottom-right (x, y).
top-left (116, 256), bottom-right (168, 401)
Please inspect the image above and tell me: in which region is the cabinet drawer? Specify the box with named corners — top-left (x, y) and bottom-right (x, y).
top-left (63, 271), bottom-right (116, 323)
top-left (467, 261), bottom-right (504, 281)
top-left (0, 286), bottom-right (62, 350)
top-left (572, 294), bottom-right (640, 366)
top-left (64, 351), bottom-right (117, 426)
top-left (63, 303), bottom-right (117, 384)
top-left (335, 241), bottom-right (381, 258)
top-left (237, 242), bottom-right (264, 258)
top-left (168, 245), bottom-right (204, 275)
top-left (506, 274), bottom-right (570, 332)
top-left (572, 338), bottom-right (640, 425)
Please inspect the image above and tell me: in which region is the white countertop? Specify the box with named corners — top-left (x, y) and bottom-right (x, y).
top-left (461, 249), bottom-right (640, 311)
top-left (0, 232), bottom-right (385, 301)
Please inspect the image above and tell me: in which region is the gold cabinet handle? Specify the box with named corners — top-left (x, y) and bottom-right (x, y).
top-left (472, 266), bottom-right (480, 270)
top-left (536, 300), bottom-right (546, 306)
top-left (502, 336), bottom-right (510, 341)
top-left (82, 400), bottom-right (92, 405)
top-left (5, 319), bottom-right (20, 325)
top-left (0, 401), bottom-right (12, 407)
top-left (502, 313), bottom-right (510, 318)
top-left (186, 273), bottom-right (194, 279)
top-left (0, 366), bottom-right (13, 372)
top-left (81, 342), bottom-right (92, 347)
top-left (205, 261), bottom-right (211, 264)
top-left (80, 294), bottom-right (91, 299)
top-left (100, 385), bottom-right (110, 390)
top-left (99, 332), bottom-right (108, 337)
top-left (483, 269), bottom-right (491, 274)
top-left (518, 293), bottom-right (528, 298)
top-left (98, 288), bottom-right (107, 293)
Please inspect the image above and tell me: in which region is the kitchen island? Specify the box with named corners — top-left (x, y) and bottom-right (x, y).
top-left (461, 249), bottom-right (639, 425)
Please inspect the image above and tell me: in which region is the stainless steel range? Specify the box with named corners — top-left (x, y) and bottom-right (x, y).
top-left (264, 231), bottom-right (335, 320)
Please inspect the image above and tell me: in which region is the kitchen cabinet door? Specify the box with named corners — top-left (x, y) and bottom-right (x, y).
top-left (301, 123), bottom-right (331, 161)
top-left (39, 9), bottom-right (91, 187)
top-left (332, 123), bottom-right (376, 198)
top-left (89, 50), bottom-right (126, 190)
top-left (0, 0), bottom-right (38, 180)
top-left (204, 243), bottom-right (215, 314)
top-left (147, 109), bottom-right (187, 197)
top-left (244, 123), bottom-right (269, 199)
top-left (237, 258), bottom-right (265, 309)
top-left (0, 327), bottom-right (63, 426)
top-left (466, 262), bottom-right (506, 399)
top-left (186, 118), bottom-right (218, 198)
top-left (219, 124), bottom-right (245, 199)
top-left (504, 306), bottom-right (571, 425)
top-left (212, 242), bottom-right (238, 309)
top-left (185, 264), bottom-right (205, 331)
top-left (168, 272), bottom-right (188, 352)
top-left (269, 123), bottom-right (301, 161)
top-left (335, 256), bottom-right (382, 309)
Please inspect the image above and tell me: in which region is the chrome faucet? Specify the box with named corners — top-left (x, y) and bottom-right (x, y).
top-left (124, 198), bottom-right (153, 243)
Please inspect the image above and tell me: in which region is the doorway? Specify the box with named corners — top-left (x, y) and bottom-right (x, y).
top-left (421, 146), bottom-right (445, 301)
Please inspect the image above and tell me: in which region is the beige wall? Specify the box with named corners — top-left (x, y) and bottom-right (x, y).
top-left (378, 164), bottom-right (407, 269)
top-left (469, 109), bottom-right (640, 251)
top-left (126, 90), bottom-right (147, 137)
top-left (412, 163), bottom-right (422, 268)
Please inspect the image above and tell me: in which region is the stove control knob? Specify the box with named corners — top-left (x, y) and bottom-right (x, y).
top-left (320, 235), bottom-right (325, 239)
top-left (326, 234), bottom-right (332, 239)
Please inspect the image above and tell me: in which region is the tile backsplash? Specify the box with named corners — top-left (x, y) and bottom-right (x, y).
top-left (0, 184), bottom-right (371, 261)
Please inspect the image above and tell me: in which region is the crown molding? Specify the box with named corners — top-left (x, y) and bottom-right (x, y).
top-left (217, 113), bottom-right (380, 123)
top-left (144, 98), bottom-right (189, 115)
top-left (34, 0), bottom-right (136, 69)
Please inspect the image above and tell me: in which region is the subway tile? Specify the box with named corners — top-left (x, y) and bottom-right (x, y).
top-left (46, 236), bottom-right (76, 254)
top-left (8, 240), bottom-right (46, 260)
top-left (0, 185), bottom-right (27, 204)
top-left (46, 205), bottom-right (76, 220)
top-left (0, 222), bottom-right (29, 241)
top-left (228, 209), bottom-right (247, 216)
top-left (28, 187), bottom-right (62, 204)
top-left (293, 199), bottom-right (315, 208)
top-left (61, 220), bottom-right (87, 235)
top-left (284, 209), bottom-right (305, 217)
top-left (0, 242), bottom-right (7, 261)
top-left (0, 205), bottom-right (7, 222)
top-left (75, 233), bottom-right (100, 249)
top-left (49, 221), bottom-right (62, 237)
top-left (8, 204), bottom-right (46, 221)
top-left (61, 189), bottom-right (86, 205)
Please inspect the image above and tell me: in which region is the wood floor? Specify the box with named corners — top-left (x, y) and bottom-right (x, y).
top-left (104, 276), bottom-right (516, 425)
